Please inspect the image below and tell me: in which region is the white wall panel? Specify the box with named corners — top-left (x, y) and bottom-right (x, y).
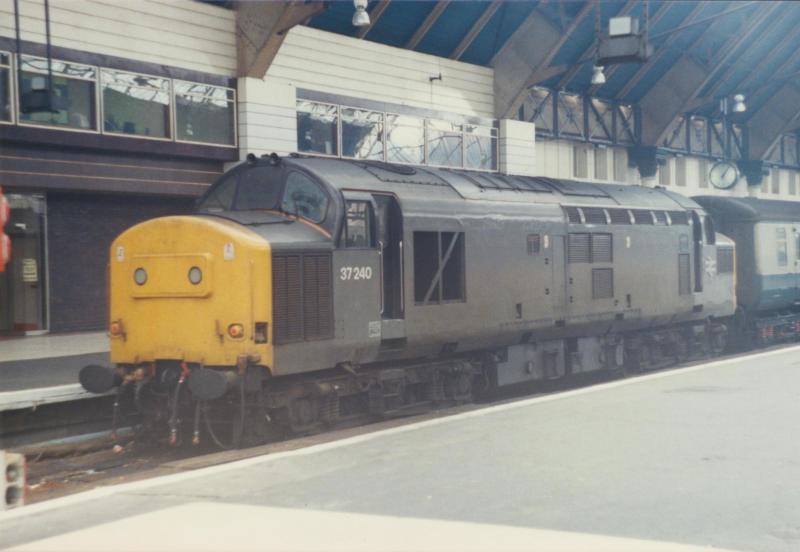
top-left (238, 76), bottom-right (297, 158)
top-left (0, 0), bottom-right (236, 75)
top-left (266, 26), bottom-right (494, 118)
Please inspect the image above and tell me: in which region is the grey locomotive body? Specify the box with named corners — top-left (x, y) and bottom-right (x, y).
top-left (200, 156), bottom-right (734, 402)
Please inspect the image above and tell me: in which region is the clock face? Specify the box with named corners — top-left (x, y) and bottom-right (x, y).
top-left (708, 161), bottom-right (739, 190)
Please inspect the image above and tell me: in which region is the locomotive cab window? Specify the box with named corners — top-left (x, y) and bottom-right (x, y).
top-left (344, 201), bottom-right (374, 248)
top-left (281, 172), bottom-right (329, 223)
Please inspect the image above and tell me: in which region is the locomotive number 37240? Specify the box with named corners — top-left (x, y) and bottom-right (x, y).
top-left (340, 266), bottom-right (373, 281)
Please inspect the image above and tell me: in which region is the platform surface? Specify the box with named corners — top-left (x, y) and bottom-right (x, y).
top-left (0, 333), bottom-right (108, 409)
top-left (2, 346), bottom-right (800, 552)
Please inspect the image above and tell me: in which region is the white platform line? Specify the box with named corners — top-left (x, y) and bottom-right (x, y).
top-left (3, 344), bottom-right (799, 521)
top-left (0, 385), bottom-right (110, 412)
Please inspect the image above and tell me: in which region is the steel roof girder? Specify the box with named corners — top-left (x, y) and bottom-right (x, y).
top-left (356, 0), bottom-right (391, 40)
top-left (450, 1), bottom-right (502, 60)
top-left (405, 1), bottom-right (449, 50)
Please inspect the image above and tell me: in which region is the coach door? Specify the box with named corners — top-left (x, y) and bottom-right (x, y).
top-left (373, 194), bottom-right (404, 322)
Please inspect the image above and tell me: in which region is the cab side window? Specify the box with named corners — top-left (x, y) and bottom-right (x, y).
top-left (344, 200), bottom-right (374, 248)
top-left (281, 172), bottom-right (329, 223)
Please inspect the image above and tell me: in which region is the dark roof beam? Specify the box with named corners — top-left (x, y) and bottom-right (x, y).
top-left (405, 1), bottom-right (449, 50)
top-left (639, 2), bottom-right (778, 145)
top-left (236, 0), bottom-right (325, 78)
top-left (450, 1), bottom-right (501, 60)
top-left (614, 2), bottom-right (706, 101)
top-left (498, 0), bottom-right (597, 120)
top-left (356, 0), bottom-right (391, 40)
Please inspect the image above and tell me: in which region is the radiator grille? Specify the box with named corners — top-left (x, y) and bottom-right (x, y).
top-left (678, 253), bottom-right (691, 295)
top-left (592, 268), bottom-right (614, 299)
top-left (717, 248), bottom-right (734, 274)
top-left (564, 206), bottom-right (582, 223)
top-left (273, 252), bottom-right (333, 344)
top-left (631, 209), bottom-right (654, 225)
top-left (607, 208), bottom-right (631, 225)
top-left (582, 207), bottom-right (608, 225)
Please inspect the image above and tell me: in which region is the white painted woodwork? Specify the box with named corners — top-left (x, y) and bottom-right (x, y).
top-left (0, 0), bottom-right (236, 76)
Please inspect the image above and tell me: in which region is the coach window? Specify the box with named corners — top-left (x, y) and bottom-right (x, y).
top-left (344, 201), bottom-right (374, 248)
top-left (282, 172), bottom-right (328, 223)
top-left (0, 53), bottom-right (11, 123)
top-left (297, 100), bottom-right (338, 156)
top-left (102, 69), bottom-right (170, 138)
top-left (18, 56), bottom-right (97, 130)
top-left (174, 81), bottom-right (235, 146)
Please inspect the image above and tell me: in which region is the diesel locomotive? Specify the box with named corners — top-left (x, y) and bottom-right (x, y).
top-left (81, 154), bottom-right (746, 446)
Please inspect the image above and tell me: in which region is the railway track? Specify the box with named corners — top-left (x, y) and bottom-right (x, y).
top-left (12, 345), bottom-right (793, 506)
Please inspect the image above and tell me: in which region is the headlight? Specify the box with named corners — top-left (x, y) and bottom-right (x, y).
top-left (188, 266), bottom-right (202, 285)
top-left (133, 267), bottom-right (147, 285)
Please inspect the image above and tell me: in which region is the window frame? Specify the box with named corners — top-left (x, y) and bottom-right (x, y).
top-left (0, 51), bottom-right (14, 125)
top-left (296, 99), bottom-right (340, 159)
top-left (16, 54), bottom-right (100, 135)
top-left (339, 105), bottom-right (385, 162)
top-left (99, 66), bottom-right (173, 142)
top-left (343, 199), bottom-right (376, 249)
top-left (172, 79), bottom-right (237, 148)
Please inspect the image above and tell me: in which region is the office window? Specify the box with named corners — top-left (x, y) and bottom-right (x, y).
top-left (573, 146), bottom-right (588, 178)
top-left (297, 100), bottom-right (338, 156)
top-left (344, 201), bottom-right (373, 248)
top-left (594, 147), bottom-right (608, 180)
top-left (771, 170), bottom-right (781, 194)
top-left (174, 81), bottom-right (235, 146)
top-left (384, 114), bottom-right (424, 164)
top-left (414, 231), bottom-right (465, 304)
top-left (658, 159), bottom-right (671, 186)
top-left (341, 108), bottom-right (383, 160)
top-left (465, 125), bottom-right (497, 171)
top-left (675, 156), bottom-right (687, 187)
top-left (427, 120), bottom-right (463, 167)
top-left (102, 69), bottom-right (170, 138)
top-left (613, 148), bottom-right (627, 182)
top-left (777, 227), bottom-right (788, 267)
top-left (18, 55), bottom-right (97, 130)
top-left (0, 53), bottom-right (10, 123)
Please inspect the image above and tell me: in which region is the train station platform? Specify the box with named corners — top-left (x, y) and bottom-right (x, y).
top-left (0, 332), bottom-right (109, 411)
top-left (3, 345), bottom-right (800, 551)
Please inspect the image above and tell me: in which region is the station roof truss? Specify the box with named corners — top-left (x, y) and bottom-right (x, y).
top-left (304, 1), bottom-right (800, 164)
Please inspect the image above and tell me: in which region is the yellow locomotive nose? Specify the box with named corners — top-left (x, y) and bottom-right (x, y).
top-left (108, 216), bottom-right (272, 369)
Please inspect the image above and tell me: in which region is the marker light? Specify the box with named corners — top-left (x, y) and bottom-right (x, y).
top-left (133, 267), bottom-right (147, 285)
top-left (188, 266), bottom-right (202, 285)
top-left (228, 323), bottom-right (244, 339)
top-left (109, 320), bottom-right (123, 336)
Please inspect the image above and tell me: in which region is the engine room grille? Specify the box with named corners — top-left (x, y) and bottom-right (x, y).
top-left (607, 208), bottom-right (632, 225)
top-left (592, 268), bottom-right (614, 299)
top-left (582, 207), bottom-right (608, 225)
top-left (273, 252), bottom-right (333, 344)
top-left (717, 248), bottom-right (734, 274)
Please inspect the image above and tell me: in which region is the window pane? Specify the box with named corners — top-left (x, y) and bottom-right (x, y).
top-left (341, 108), bottom-right (383, 160)
top-left (385, 114), bottom-right (424, 164)
top-left (345, 201), bottom-right (372, 247)
top-left (21, 57), bottom-right (95, 79)
top-left (427, 119), bottom-right (462, 167)
top-left (102, 69), bottom-right (170, 138)
top-left (282, 172), bottom-right (328, 223)
top-left (19, 72), bottom-right (96, 130)
top-left (414, 231), bottom-right (440, 303)
top-left (175, 82), bottom-right (235, 145)
top-left (441, 232), bottom-right (465, 301)
top-left (0, 67), bottom-right (10, 122)
top-left (234, 166), bottom-right (283, 210)
top-left (297, 100), bottom-right (338, 156)
top-left (464, 125), bottom-right (497, 170)
top-left (198, 171), bottom-right (239, 212)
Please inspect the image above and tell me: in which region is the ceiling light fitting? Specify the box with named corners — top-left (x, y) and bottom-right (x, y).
top-left (352, 0), bottom-right (370, 27)
top-left (591, 65), bottom-right (606, 85)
